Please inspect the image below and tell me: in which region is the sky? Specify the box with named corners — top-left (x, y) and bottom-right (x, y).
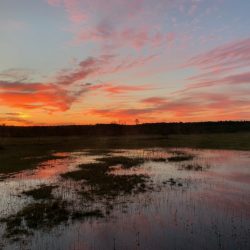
top-left (0, 0), bottom-right (250, 125)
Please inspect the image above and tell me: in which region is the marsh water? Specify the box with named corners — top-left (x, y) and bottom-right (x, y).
top-left (0, 147), bottom-right (249, 250)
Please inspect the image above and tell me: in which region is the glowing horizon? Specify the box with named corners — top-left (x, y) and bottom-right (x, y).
top-left (0, 0), bottom-right (250, 126)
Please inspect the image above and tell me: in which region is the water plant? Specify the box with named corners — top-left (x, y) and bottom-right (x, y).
top-left (22, 185), bottom-right (57, 200)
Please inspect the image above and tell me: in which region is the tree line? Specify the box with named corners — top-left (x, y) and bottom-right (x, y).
top-left (0, 121), bottom-right (250, 137)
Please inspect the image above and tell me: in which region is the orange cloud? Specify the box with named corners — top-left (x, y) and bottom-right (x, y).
top-left (89, 108), bottom-right (155, 124)
top-left (141, 97), bottom-right (167, 105)
top-left (0, 81), bottom-right (82, 111)
top-left (0, 113), bottom-right (34, 126)
top-left (89, 88), bottom-right (250, 123)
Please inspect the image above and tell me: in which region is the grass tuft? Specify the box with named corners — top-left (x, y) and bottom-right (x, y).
top-left (179, 163), bottom-right (210, 171)
top-left (22, 185), bottom-right (56, 200)
top-left (61, 156), bottom-right (148, 198)
top-left (1, 200), bottom-right (70, 239)
top-left (71, 209), bottom-right (104, 220)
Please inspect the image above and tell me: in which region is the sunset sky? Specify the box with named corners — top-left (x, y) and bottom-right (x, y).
top-left (0, 0), bottom-right (250, 125)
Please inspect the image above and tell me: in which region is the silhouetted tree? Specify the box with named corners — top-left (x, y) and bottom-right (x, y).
top-left (0, 121), bottom-right (250, 137)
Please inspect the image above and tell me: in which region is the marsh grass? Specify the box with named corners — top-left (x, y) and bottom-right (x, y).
top-left (0, 149), bottom-right (68, 180)
top-left (163, 178), bottom-right (183, 187)
top-left (61, 155), bottom-right (150, 205)
top-left (1, 133), bottom-right (250, 179)
top-left (22, 185), bottom-right (57, 200)
top-left (167, 151), bottom-right (194, 162)
top-left (71, 209), bottom-right (104, 220)
top-left (61, 159), bottom-right (148, 198)
top-left (179, 163), bottom-right (210, 171)
top-left (0, 155), bottom-right (151, 242)
top-left (1, 198), bottom-right (106, 241)
top-left (150, 158), bottom-right (167, 162)
top-left (1, 200), bottom-right (70, 239)
top-left (167, 155), bottom-right (194, 162)
top-left (2, 133), bottom-right (250, 150)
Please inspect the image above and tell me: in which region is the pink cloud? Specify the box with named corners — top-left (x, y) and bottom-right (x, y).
top-left (48, 0), bottom-right (86, 23)
top-left (187, 37), bottom-right (250, 73)
top-left (56, 55), bottom-right (113, 85)
top-left (55, 53), bottom-right (157, 85)
top-left (63, 0), bottom-right (87, 23)
top-left (48, 0), bottom-right (179, 51)
top-left (89, 83), bottom-right (153, 95)
top-left (89, 89), bottom-right (250, 123)
top-left (185, 71), bottom-right (250, 91)
top-left (183, 37), bottom-right (250, 92)
top-left (47, 0), bottom-right (61, 6)
top-left (75, 26), bottom-right (175, 50)
top-left (106, 54), bottom-right (158, 73)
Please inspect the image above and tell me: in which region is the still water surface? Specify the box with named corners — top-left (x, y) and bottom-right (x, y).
top-left (0, 148), bottom-right (249, 250)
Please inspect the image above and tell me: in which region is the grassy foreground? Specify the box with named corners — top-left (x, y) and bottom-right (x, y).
top-left (1, 132), bottom-right (250, 149)
top-left (0, 132), bottom-right (250, 176)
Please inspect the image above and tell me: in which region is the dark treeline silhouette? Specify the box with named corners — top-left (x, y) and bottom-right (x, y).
top-left (0, 121), bottom-right (250, 137)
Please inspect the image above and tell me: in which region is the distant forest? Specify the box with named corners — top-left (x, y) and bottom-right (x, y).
top-left (0, 121), bottom-right (250, 137)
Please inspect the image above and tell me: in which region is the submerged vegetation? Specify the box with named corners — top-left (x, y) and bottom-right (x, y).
top-left (61, 156), bottom-right (149, 198)
top-left (151, 157), bottom-right (167, 162)
top-left (163, 178), bottom-right (184, 187)
top-left (71, 209), bottom-right (104, 220)
top-left (179, 163), bottom-right (210, 171)
top-left (1, 192), bottom-right (105, 241)
top-left (1, 200), bottom-right (69, 240)
top-left (167, 155), bottom-right (194, 162)
top-left (167, 150), bottom-right (194, 162)
top-left (22, 185), bottom-right (57, 200)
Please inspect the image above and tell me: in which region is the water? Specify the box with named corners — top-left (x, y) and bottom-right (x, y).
top-left (0, 148), bottom-right (249, 250)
